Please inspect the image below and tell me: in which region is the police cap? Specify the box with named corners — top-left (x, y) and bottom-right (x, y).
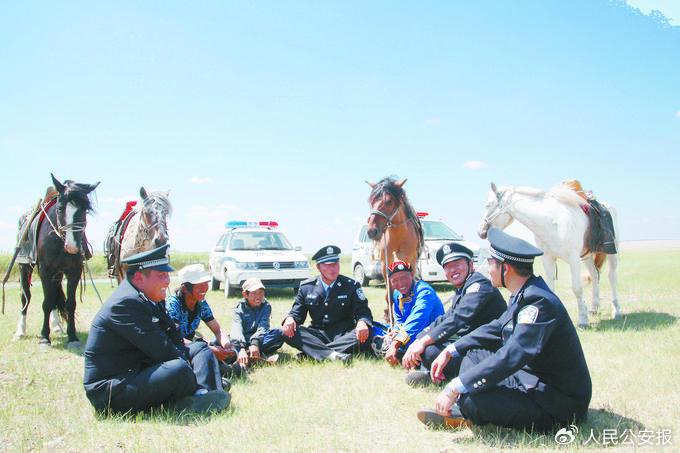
top-left (312, 245), bottom-right (341, 264)
top-left (487, 228), bottom-right (543, 264)
top-left (436, 242), bottom-right (474, 267)
top-left (122, 243), bottom-right (174, 272)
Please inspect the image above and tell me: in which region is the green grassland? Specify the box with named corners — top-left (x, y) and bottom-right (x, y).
top-left (0, 251), bottom-right (678, 451)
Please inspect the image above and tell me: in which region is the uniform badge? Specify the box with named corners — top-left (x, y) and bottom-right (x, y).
top-left (326, 246), bottom-right (333, 255)
top-left (517, 305), bottom-right (539, 324)
top-left (151, 316), bottom-right (159, 323)
top-left (356, 287), bottom-right (367, 301)
top-left (443, 244), bottom-right (451, 254)
top-left (465, 282), bottom-right (480, 294)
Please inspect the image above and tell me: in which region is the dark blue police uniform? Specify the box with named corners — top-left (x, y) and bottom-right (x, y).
top-left (83, 245), bottom-right (224, 413)
top-left (283, 245), bottom-right (374, 360)
top-left (448, 229), bottom-right (592, 430)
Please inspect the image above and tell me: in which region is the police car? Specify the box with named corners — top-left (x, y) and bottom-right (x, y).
top-left (351, 214), bottom-right (488, 285)
top-left (209, 221), bottom-right (311, 297)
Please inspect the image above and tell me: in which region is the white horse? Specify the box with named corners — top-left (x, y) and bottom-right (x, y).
top-left (478, 182), bottom-right (621, 327)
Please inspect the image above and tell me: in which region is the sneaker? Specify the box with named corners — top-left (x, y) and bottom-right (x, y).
top-left (264, 353), bottom-right (279, 364)
top-left (172, 389), bottom-right (230, 414)
top-left (329, 351), bottom-right (352, 364)
top-left (416, 406), bottom-right (471, 430)
top-left (405, 370), bottom-right (432, 387)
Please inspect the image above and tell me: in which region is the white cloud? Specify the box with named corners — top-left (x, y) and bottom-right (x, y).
top-left (190, 176), bottom-right (213, 184)
top-left (425, 117), bottom-right (441, 124)
top-left (463, 160), bottom-right (488, 170)
top-left (675, 110), bottom-right (680, 118)
top-left (626, 0), bottom-right (680, 26)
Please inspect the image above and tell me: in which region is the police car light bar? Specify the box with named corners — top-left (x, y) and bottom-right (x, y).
top-left (416, 212), bottom-right (429, 218)
top-left (225, 220), bottom-right (279, 229)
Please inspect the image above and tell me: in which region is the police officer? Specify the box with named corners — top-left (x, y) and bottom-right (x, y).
top-left (282, 245), bottom-right (373, 361)
top-left (417, 229), bottom-right (592, 431)
top-left (83, 244), bottom-right (230, 414)
top-left (402, 242), bottom-right (506, 386)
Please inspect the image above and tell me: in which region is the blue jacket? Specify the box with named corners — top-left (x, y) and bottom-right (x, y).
top-left (392, 280), bottom-right (445, 347)
top-left (231, 299), bottom-right (273, 349)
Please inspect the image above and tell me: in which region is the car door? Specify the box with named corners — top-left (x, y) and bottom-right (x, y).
top-left (352, 226), bottom-right (375, 272)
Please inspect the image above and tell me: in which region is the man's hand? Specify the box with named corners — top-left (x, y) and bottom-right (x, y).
top-left (282, 317), bottom-right (297, 338)
top-left (402, 338), bottom-right (425, 369)
top-left (356, 320), bottom-right (369, 344)
top-left (434, 387), bottom-right (459, 416)
top-left (248, 344), bottom-right (261, 361)
top-left (385, 342), bottom-right (400, 366)
top-left (430, 349), bottom-right (452, 384)
top-left (209, 344), bottom-right (230, 361)
top-left (237, 348), bottom-right (249, 367)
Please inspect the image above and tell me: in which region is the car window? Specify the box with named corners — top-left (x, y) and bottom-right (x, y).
top-left (422, 221), bottom-right (463, 240)
top-left (215, 234), bottom-right (226, 248)
top-left (221, 233), bottom-right (231, 248)
top-left (229, 231), bottom-right (294, 250)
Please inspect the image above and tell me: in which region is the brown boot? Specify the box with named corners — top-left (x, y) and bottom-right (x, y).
top-left (417, 408), bottom-right (471, 429)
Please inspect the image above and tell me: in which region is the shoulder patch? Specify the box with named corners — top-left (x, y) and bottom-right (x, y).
top-left (356, 287), bottom-right (367, 301)
top-left (300, 277), bottom-right (317, 286)
top-left (465, 283), bottom-right (481, 294)
top-left (517, 305), bottom-right (539, 324)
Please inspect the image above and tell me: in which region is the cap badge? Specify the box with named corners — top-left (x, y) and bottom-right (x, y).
top-left (327, 246), bottom-right (333, 255)
top-left (443, 244), bottom-right (451, 254)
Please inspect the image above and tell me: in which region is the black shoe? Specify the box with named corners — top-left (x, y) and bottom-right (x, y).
top-left (405, 370), bottom-right (432, 387)
top-left (416, 406), bottom-right (470, 430)
top-left (221, 377), bottom-right (232, 393)
top-left (172, 390), bottom-right (230, 414)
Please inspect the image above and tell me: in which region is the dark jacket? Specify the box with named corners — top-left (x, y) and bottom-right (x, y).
top-left (287, 274), bottom-right (373, 338)
top-left (420, 272), bottom-right (506, 343)
top-left (454, 275), bottom-right (592, 423)
top-left (83, 280), bottom-right (187, 410)
top-left (231, 299), bottom-right (273, 349)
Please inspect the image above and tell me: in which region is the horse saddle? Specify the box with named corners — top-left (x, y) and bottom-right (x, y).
top-left (16, 193), bottom-right (59, 265)
top-left (583, 199), bottom-right (617, 255)
top-left (104, 201), bottom-right (137, 277)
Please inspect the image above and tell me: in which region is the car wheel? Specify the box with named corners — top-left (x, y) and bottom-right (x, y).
top-left (211, 276), bottom-right (220, 291)
top-left (225, 284), bottom-right (237, 298)
top-left (353, 263), bottom-right (369, 286)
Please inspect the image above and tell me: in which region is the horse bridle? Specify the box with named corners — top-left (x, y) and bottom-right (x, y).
top-left (369, 195), bottom-right (412, 231)
top-left (41, 199), bottom-right (86, 241)
top-left (138, 197), bottom-right (169, 241)
top-left (481, 189), bottom-right (515, 232)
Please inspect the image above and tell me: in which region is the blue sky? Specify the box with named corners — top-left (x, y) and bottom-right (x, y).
top-left (1, 1), bottom-right (679, 254)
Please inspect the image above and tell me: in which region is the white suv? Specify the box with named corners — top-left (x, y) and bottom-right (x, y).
top-left (208, 221), bottom-right (311, 297)
top-left (351, 218), bottom-right (488, 285)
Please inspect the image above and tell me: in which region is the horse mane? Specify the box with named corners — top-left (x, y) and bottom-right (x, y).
top-left (501, 184), bottom-right (584, 209)
top-left (368, 176), bottom-right (424, 255)
top-left (61, 181), bottom-right (96, 213)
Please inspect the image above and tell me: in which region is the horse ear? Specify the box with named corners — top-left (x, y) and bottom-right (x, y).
top-left (87, 181), bottom-right (101, 193)
top-left (491, 182), bottom-right (498, 193)
top-left (51, 173), bottom-right (65, 194)
top-left (140, 187), bottom-right (148, 200)
top-left (395, 178), bottom-right (407, 188)
top-left (365, 180), bottom-right (376, 188)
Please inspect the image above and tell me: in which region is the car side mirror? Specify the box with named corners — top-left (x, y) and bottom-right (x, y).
top-left (214, 246), bottom-right (225, 252)
top-left (295, 246), bottom-right (302, 251)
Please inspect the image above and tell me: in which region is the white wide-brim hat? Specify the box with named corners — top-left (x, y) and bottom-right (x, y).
top-left (178, 263), bottom-right (211, 285)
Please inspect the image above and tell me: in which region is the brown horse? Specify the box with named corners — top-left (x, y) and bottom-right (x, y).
top-left (366, 177), bottom-right (423, 323)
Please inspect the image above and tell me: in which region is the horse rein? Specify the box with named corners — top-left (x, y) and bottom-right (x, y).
top-left (40, 200), bottom-right (86, 240)
top-left (481, 189), bottom-right (515, 232)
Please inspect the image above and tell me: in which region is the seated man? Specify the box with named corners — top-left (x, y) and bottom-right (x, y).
top-left (83, 244), bottom-right (229, 414)
top-left (231, 278), bottom-right (284, 368)
top-left (372, 260), bottom-right (445, 366)
top-left (417, 229), bottom-right (592, 431)
top-left (166, 264), bottom-right (238, 379)
top-left (401, 243), bottom-right (506, 386)
top-left (282, 245), bottom-right (373, 361)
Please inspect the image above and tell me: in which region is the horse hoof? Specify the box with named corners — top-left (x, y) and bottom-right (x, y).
top-left (577, 322), bottom-right (589, 329)
top-left (613, 311), bottom-right (623, 320)
top-left (39, 340), bottom-right (52, 351)
top-left (12, 333), bottom-right (25, 341)
top-left (52, 326), bottom-right (64, 334)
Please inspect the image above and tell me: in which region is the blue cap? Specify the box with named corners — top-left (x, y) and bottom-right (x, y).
top-left (121, 243), bottom-right (174, 272)
top-left (487, 228), bottom-right (543, 264)
top-left (312, 245), bottom-right (340, 264)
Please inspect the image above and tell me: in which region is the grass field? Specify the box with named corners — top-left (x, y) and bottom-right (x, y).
top-left (0, 251), bottom-right (678, 451)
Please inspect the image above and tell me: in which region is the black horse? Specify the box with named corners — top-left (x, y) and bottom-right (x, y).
top-left (15, 174), bottom-right (99, 348)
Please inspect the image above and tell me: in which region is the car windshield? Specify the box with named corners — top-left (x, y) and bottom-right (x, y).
top-left (422, 221), bottom-right (463, 240)
top-left (229, 231), bottom-right (294, 250)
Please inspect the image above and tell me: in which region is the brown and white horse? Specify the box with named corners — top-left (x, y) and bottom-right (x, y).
top-left (106, 187), bottom-right (171, 282)
top-left (366, 177), bottom-right (424, 323)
